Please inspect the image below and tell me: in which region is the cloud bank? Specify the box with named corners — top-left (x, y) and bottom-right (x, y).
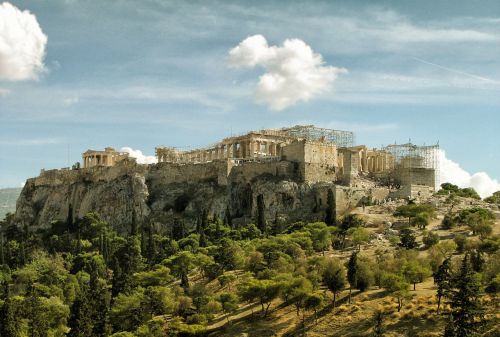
top-left (229, 35), bottom-right (346, 110)
top-left (120, 147), bottom-right (157, 164)
top-left (439, 150), bottom-right (500, 199)
top-left (0, 2), bottom-right (47, 81)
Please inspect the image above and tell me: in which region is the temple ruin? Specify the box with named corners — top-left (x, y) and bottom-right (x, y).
top-left (82, 147), bottom-right (130, 168)
top-left (81, 125), bottom-right (439, 197)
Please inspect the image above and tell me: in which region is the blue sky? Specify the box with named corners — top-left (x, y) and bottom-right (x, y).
top-left (1, 0), bottom-right (499, 195)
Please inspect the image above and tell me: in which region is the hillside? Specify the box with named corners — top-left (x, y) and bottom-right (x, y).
top-left (0, 187), bottom-right (21, 220)
top-left (0, 188), bottom-right (498, 336)
top-left (204, 196), bottom-right (500, 336)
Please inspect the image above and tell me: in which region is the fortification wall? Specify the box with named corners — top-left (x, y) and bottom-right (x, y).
top-left (229, 161), bottom-right (295, 182)
top-left (147, 160), bottom-right (231, 186)
top-left (33, 159), bottom-right (146, 187)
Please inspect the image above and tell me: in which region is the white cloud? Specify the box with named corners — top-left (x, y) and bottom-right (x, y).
top-left (120, 147), bottom-right (157, 164)
top-left (229, 35), bottom-right (346, 110)
top-left (0, 2), bottom-right (47, 81)
top-left (439, 150), bottom-right (500, 198)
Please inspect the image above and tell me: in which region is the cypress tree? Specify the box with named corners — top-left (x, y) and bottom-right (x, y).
top-left (444, 254), bottom-right (485, 337)
top-left (67, 283), bottom-right (94, 337)
top-left (89, 268), bottom-right (111, 337)
top-left (27, 286), bottom-right (48, 337)
top-left (225, 205), bottom-right (233, 229)
top-left (147, 222), bottom-right (156, 264)
top-left (0, 282), bottom-right (19, 337)
top-left (325, 189), bottom-right (336, 226)
top-left (347, 252), bottom-right (358, 304)
top-left (434, 257), bottom-right (452, 314)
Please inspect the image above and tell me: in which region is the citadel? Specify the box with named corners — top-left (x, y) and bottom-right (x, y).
top-left (15, 125), bottom-right (440, 231)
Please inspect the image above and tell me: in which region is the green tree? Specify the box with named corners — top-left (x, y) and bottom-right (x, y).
top-left (394, 204), bottom-right (435, 226)
top-left (305, 292), bottom-right (323, 325)
top-left (111, 236), bottom-right (144, 296)
top-left (26, 287), bottom-right (49, 337)
top-left (0, 283), bottom-right (20, 337)
top-left (422, 231), bottom-right (440, 248)
top-left (325, 189), bottom-right (336, 226)
top-left (305, 222), bottom-right (332, 254)
top-left (441, 213), bottom-right (457, 229)
top-left (402, 260), bottom-right (432, 290)
top-left (238, 278), bottom-right (281, 317)
top-left (347, 227), bottom-right (370, 251)
top-left (464, 212), bottom-right (493, 238)
top-left (67, 283), bottom-right (94, 337)
top-left (164, 251), bottom-right (197, 289)
top-left (110, 288), bottom-right (149, 332)
top-left (444, 254), bottom-right (485, 337)
top-left (438, 183), bottom-right (480, 199)
top-left (399, 229), bottom-right (418, 249)
top-left (347, 252), bottom-right (357, 303)
top-left (381, 273), bottom-right (411, 312)
top-left (434, 257), bottom-right (452, 314)
top-left (218, 292), bottom-right (239, 323)
top-left (322, 257), bottom-right (346, 308)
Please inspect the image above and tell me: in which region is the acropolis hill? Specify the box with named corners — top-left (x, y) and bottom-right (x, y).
top-left (13, 125), bottom-right (440, 232)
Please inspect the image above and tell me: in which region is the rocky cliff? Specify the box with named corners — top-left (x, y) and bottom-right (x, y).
top-left (13, 160), bottom-right (387, 233)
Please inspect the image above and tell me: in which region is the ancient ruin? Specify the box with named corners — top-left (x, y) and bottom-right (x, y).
top-left (82, 147), bottom-right (130, 168)
top-left (82, 125), bottom-right (438, 195)
top-left (14, 125), bottom-right (439, 232)
top-left (148, 125), bottom-right (439, 194)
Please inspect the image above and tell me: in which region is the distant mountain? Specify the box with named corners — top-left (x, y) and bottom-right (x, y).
top-left (0, 188), bottom-right (22, 220)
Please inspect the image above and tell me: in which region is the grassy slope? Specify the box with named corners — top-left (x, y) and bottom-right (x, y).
top-left (205, 196), bottom-right (500, 337)
top-left (0, 187), bottom-right (22, 220)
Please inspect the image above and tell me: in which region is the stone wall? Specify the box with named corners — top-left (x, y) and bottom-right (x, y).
top-left (147, 160), bottom-right (231, 186)
top-left (229, 161), bottom-right (295, 182)
top-left (395, 167), bottom-right (435, 189)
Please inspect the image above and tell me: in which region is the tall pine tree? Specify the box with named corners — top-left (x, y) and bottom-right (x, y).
top-left (434, 257), bottom-right (452, 314)
top-left (444, 254), bottom-right (485, 337)
top-left (0, 282), bottom-right (19, 337)
top-left (347, 252), bottom-right (358, 304)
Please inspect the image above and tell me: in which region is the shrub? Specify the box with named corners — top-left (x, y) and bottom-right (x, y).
top-left (422, 231), bottom-right (440, 248)
top-left (454, 234), bottom-right (469, 253)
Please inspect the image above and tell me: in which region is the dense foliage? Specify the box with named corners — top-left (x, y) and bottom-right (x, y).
top-left (0, 199), bottom-right (497, 336)
top-left (437, 183), bottom-right (481, 200)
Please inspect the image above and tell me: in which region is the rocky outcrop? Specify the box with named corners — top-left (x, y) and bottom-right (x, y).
top-left (13, 160), bottom-right (388, 233)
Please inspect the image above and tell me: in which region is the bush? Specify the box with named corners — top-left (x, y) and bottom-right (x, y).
top-left (186, 313), bottom-right (208, 325)
top-left (437, 183), bottom-right (480, 199)
top-left (454, 234), bottom-right (470, 253)
top-left (422, 231), bottom-right (440, 248)
top-left (441, 213), bottom-right (457, 229)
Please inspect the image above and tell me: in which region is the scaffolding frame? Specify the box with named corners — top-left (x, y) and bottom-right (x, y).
top-left (279, 125), bottom-right (355, 148)
top-left (382, 143), bottom-right (440, 188)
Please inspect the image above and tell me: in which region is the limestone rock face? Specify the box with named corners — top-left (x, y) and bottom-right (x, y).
top-left (13, 161), bottom-right (352, 233)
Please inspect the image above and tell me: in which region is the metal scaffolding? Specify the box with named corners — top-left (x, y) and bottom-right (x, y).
top-left (279, 125), bottom-right (355, 148)
top-left (382, 143), bottom-right (440, 187)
